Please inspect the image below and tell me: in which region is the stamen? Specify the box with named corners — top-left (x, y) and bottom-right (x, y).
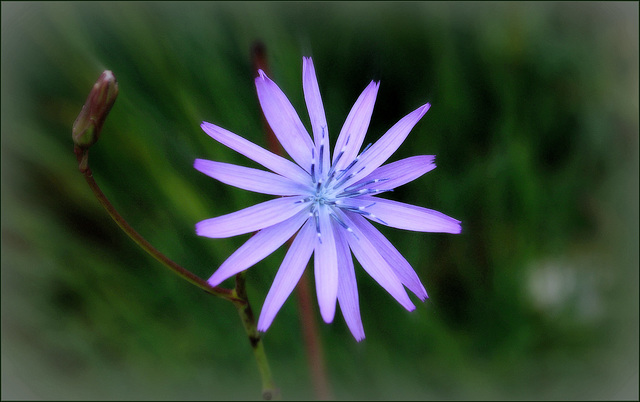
top-left (331, 173), bottom-right (354, 190)
top-left (295, 196), bottom-right (314, 204)
top-left (340, 206), bottom-right (368, 214)
top-left (326, 154), bottom-right (341, 179)
top-left (369, 214), bottom-right (389, 226)
top-left (313, 209), bottom-right (322, 244)
top-left (329, 147), bottom-right (344, 177)
top-left (310, 148), bottom-right (316, 184)
top-left (327, 136), bottom-right (348, 178)
top-left (337, 203), bottom-right (389, 226)
top-left (360, 142), bottom-right (372, 154)
top-left (334, 161), bottom-right (357, 181)
top-left (332, 166), bottom-right (367, 191)
top-left (367, 188), bottom-right (393, 195)
top-left (337, 188), bottom-right (393, 198)
top-left (317, 126), bottom-right (327, 177)
top-left (344, 178), bottom-right (389, 192)
top-left (329, 210), bottom-right (359, 240)
top-left (318, 143), bottom-right (324, 176)
top-left (333, 143), bottom-right (371, 183)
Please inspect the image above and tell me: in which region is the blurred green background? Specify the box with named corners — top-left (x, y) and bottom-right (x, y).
top-left (2, 1), bottom-right (638, 400)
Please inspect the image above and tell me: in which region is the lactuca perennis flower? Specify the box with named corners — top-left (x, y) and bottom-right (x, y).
top-left (195, 57), bottom-right (461, 341)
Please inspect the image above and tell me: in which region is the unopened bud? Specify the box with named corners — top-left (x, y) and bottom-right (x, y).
top-left (72, 70), bottom-right (119, 149)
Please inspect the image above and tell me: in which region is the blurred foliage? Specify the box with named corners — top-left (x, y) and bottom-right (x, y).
top-left (1, 1), bottom-right (638, 400)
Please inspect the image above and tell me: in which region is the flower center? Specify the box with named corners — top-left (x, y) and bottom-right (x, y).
top-left (303, 133), bottom-right (390, 243)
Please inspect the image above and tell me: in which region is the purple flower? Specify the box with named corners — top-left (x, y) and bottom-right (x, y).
top-left (195, 57), bottom-right (461, 341)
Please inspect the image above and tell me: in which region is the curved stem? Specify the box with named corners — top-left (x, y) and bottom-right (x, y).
top-left (75, 147), bottom-right (243, 303)
top-left (73, 69), bottom-right (278, 400)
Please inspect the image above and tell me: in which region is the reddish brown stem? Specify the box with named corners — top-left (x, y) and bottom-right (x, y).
top-left (296, 271), bottom-right (333, 400)
top-left (74, 147), bottom-right (242, 304)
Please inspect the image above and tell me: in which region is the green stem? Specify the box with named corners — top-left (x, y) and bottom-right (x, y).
top-left (233, 272), bottom-right (279, 400)
top-left (75, 146), bottom-right (243, 303)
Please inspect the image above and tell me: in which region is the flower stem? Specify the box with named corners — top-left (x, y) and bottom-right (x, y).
top-left (73, 70), bottom-right (278, 400)
top-left (74, 147), bottom-right (242, 303)
top-left (233, 272), bottom-right (279, 400)
top-left (296, 271), bottom-right (333, 400)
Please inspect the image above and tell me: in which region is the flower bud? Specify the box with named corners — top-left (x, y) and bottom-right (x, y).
top-left (72, 70), bottom-right (119, 149)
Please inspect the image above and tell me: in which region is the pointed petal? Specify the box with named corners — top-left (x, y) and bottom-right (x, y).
top-left (334, 227), bottom-right (365, 341)
top-left (339, 211), bottom-right (415, 311)
top-left (342, 103), bottom-right (431, 189)
top-left (207, 210), bottom-right (309, 286)
top-left (196, 196), bottom-right (308, 238)
top-left (255, 70), bottom-right (314, 172)
top-left (350, 155), bottom-right (436, 191)
top-left (258, 219), bottom-right (315, 332)
top-left (350, 196), bottom-right (462, 234)
top-left (350, 214), bottom-right (427, 300)
top-left (195, 159), bottom-right (310, 196)
top-left (332, 81), bottom-right (380, 172)
top-left (314, 204), bottom-right (339, 323)
top-left (303, 57), bottom-right (331, 170)
top-left (201, 121), bottom-right (309, 184)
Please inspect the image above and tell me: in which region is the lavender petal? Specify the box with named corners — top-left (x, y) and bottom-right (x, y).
top-left (314, 205), bottom-right (339, 323)
top-left (302, 57), bottom-right (331, 171)
top-left (332, 80), bottom-right (380, 172)
top-left (207, 210), bottom-right (309, 287)
top-left (342, 103), bottom-right (431, 189)
top-left (194, 159), bottom-right (310, 196)
top-left (351, 155), bottom-right (436, 191)
top-left (334, 227), bottom-right (365, 341)
top-left (340, 211), bottom-right (415, 311)
top-left (196, 196), bottom-right (308, 238)
top-left (356, 195), bottom-right (462, 234)
top-left (258, 219), bottom-right (315, 332)
top-left (201, 121), bottom-right (309, 184)
top-left (350, 214), bottom-right (428, 300)
top-left (255, 70), bottom-right (314, 172)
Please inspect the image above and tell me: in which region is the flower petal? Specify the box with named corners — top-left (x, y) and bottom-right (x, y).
top-left (314, 204), bottom-right (339, 323)
top-left (207, 210), bottom-right (309, 286)
top-left (332, 81), bottom-right (380, 172)
top-left (303, 57), bottom-right (331, 172)
top-left (339, 211), bottom-right (415, 311)
top-left (350, 214), bottom-right (427, 300)
top-left (255, 70), bottom-right (314, 172)
top-left (350, 196), bottom-right (462, 234)
top-left (196, 196), bottom-right (308, 238)
top-left (201, 121), bottom-right (310, 184)
top-left (350, 155), bottom-right (436, 191)
top-left (342, 103), bottom-right (431, 189)
top-left (194, 159), bottom-right (309, 196)
top-left (258, 219), bottom-right (315, 332)
top-left (334, 226), bottom-right (365, 341)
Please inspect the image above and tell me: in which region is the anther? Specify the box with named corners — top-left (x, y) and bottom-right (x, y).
top-left (329, 210), bottom-right (359, 240)
top-left (310, 148), bottom-right (316, 184)
top-left (344, 178), bottom-right (389, 192)
top-left (313, 209), bottom-right (322, 244)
